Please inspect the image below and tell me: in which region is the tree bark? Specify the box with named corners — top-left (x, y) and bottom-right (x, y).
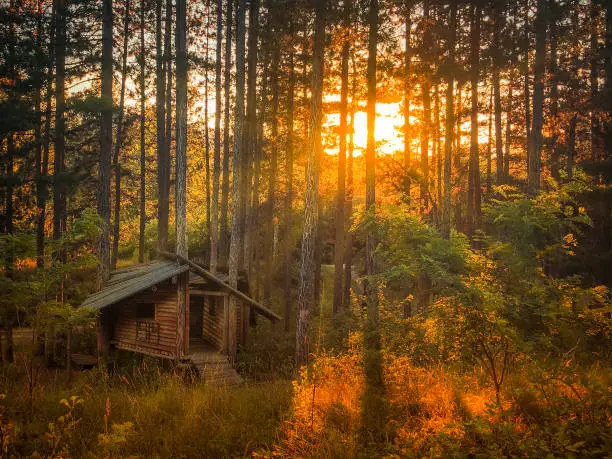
top-left (550, 17), bottom-right (560, 182)
top-left (493, 3), bottom-right (504, 184)
top-left (139, 0), bottom-right (146, 263)
top-left (283, 50), bottom-right (295, 331)
top-left (175, 0), bottom-right (188, 358)
top-left (204, 0), bottom-right (212, 253)
top-left (528, 0), bottom-right (546, 195)
top-left (333, 0), bottom-right (350, 314)
top-left (442, 0), bottom-right (456, 240)
top-left (244, 0), bottom-right (259, 279)
top-left (37, 0), bottom-right (54, 268)
top-left (342, 53), bottom-right (356, 311)
top-left (53, 0), bottom-right (67, 263)
top-left (111, 0), bottom-right (131, 270)
top-left (505, 78), bottom-right (512, 180)
top-left (264, 34), bottom-right (280, 302)
top-left (220, 0), bottom-right (233, 264)
top-left (98, 0), bottom-right (113, 289)
top-left (210, 0), bottom-right (223, 273)
top-left (296, 0), bottom-right (325, 369)
top-left (403, 1), bottom-right (411, 198)
top-left (158, 0), bottom-right (172, 251)
top-left (467, 3), bottom-right (481, 239)
top-left (228, 0), bottom-right (247, 359)
top-left (420, 0), bottom-right (431, 214)
top-left (365, 0), bottom-right (378, 326)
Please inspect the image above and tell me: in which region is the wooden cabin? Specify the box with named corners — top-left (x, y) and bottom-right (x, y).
top-left (80, 259), bottom-right (280, 375)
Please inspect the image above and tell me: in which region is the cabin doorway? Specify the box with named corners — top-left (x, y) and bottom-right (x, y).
top-left (189, 298), bottom-right (203, 340)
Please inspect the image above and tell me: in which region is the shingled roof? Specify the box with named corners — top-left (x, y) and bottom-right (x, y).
top-left (80, 261), bottom-right (189, 311)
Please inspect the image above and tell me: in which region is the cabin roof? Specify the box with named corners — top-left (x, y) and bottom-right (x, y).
top-left (80, 261), bottom-right (190, 311)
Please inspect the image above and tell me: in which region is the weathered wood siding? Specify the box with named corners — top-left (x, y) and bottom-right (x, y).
top-left (109, 282), bottom-right (179, 359)
top-left (201, 294), bottom-right (226, 351)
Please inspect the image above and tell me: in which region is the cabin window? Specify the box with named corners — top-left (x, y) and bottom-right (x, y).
top-left (136, 303), bottom-right (156, 320)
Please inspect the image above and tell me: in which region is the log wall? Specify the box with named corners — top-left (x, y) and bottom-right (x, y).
top-left (109, 282), bottom-right (179, 359)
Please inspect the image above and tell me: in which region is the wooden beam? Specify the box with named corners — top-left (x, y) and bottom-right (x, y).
top-left (157, 250), bottom-right (282, 323)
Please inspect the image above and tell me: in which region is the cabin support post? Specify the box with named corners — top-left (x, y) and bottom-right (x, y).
top-left (222, 294), bottom-right (229, 355)
top-left (176, 272), bottom-right (188, 359)
top-left (96, 315), bottom-right (109, 366)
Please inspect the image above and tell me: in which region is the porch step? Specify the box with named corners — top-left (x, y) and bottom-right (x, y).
top-left (193, 360), bottom-right (243, 385)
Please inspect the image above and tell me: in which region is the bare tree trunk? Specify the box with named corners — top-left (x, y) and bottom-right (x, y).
top-left (220, 0), bottom-right (233, 264)
top-left (493, 3), bottom-right (504, 184)
top-left (467, 3), bottom-right (481, 239)
top-left (523, 1), bottom-right (531, 175)
top-left (550, 18), bottom-right (560, 182)
top-left (175, 0), bottom-right (188, 358)
top-left (403, 1), bottom-right (411, 198)
top-left (487, 85), bottom-right (493, 195)
top-left (528, 0), bottom-right (546, 195)
top-left (139, 0), bottom-right (146, 263)
top-left (505, 78), bottom-right (512, 180)
top-left (158, 0), bottom-right (172, 251)
top-left (228, 0), bottom-right (247, 359)
top-left (420, 0), bottom-right (431, 214)
top-left (244, 0), bottom-right (259, 278)
top-left (283, 50), bottom-right (295, 332)
top-left (53, 0), bottom-right (67, 264)
top-left (590, 0), bottom-right (600, 162)
top-left (98, 0), bottom-right (113, 289)
top-left (342, 55), bottom-right (356, 310)
top-left (204, 0), bottom-right (212, 253)
top-left (37, 0), bottom-right (53, 268)
top-left (442, 0), bottom-right (456, 240)
top-left (111, 0), bottom-right (131, 270)
top-left (434, 85), bottom-right (441, 213)
top-left (365, 0), bottom-right (378, 325)
top-left (264, 38), bottom-right (280, 302)
top-left (567, 114), bottom-right (577, 180)
top-left (296, 0), bottom-right (325, 369)
top-left (333, 0), bottom-right (350, 314)
top-left (210, 0), bottom-right (223, 273)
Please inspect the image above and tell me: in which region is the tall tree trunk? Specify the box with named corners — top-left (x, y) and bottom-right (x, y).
top-left (210, 0), bottom-right (223, 273)
top-left (138, 0), bottom-right (146, 263)
top-left (295, 0), bottom-right (325, 369)
top-left (467, 3), bottom-right (481, 240)
top-left (342, 53), bottom-right (356, 311)
top-left (333, 0), bottom-right (350, 314)
top-left (158, 0), bottom-right (172, 251)
top-left (454, 83), bottom-right (463, 232)
top-left (420, 0), bottom-right (431, 214)
top-left (204, 0), bottom-right (212, 254)
top-left (37, 0), bottom-right (54, 268)
top-left (228, 0), bottom-right (247, 359)
top-left (264, 38), bottom-right (280, 302)
top-left (98, 0), bottom-right (113, 289)
top-left (528, 0), bottom-right (546, 195)
top-left (403, 1), bottom-right (411, 198)
top-left (365, 0), bottom-right (378, 325)
top-left (567, 114), bottom-right (577, 180)
top-left (175, 0), bottom-right (188, 358)
top-left (434, 85), bottom-right (441, 213)
top-left (220, 0), bottom-right (233, 263)
top-left (523, 1), bottom-right (531, 176)
top-left (505, 77), bottom-right (512, 180)
top-left (244, 0), bottom-right (259, 278)
top-left (550, 18), bottom-right (560, 182)
top-left (442, 0), bottom-right (456, 240)
top-left (487, 85), bottom-right (493, 195)
top-left (111, 0), bottom-right (131, 270)
top-left (283, 50), bottom-right (295, 332)
top-left (53, 0), bottom-right (67, 263)
top-left (590, 0), bottom-right (600, 161)
top-left (493, 3), bottom-right (504, 184)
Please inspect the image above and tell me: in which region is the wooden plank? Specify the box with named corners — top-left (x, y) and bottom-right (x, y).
top-left (157, 251), bottom-right (281, 322)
